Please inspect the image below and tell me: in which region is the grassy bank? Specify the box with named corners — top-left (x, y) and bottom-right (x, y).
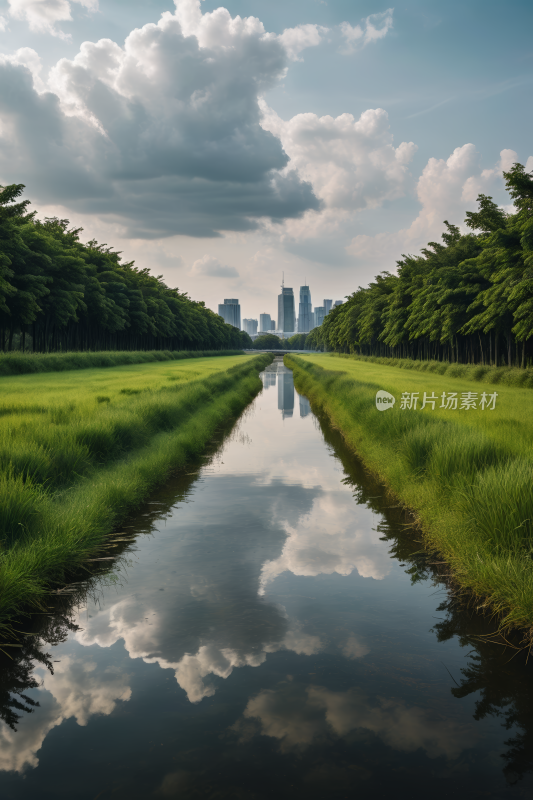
top-left (0, 349), bottom-right (246, 377)
top-left (0, 353), bottom-right (272, 632)
top-left (286, 353), bottom-right (533, 636)
top-left (328, 352), bottom-right (533, 389)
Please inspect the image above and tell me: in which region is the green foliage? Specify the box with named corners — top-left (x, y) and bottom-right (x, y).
top-left (0, 184), bottom-right (253, 354)
top-left (0, 354), bottom-right (271, 626)
top-left (252, 333), bottom-right (284, 349)
top-left (318, 164), bottom-right (533, 367)
top-left (0, 348), bottom-right (245, 376)
top-left (287, 353), bottom-right (533, 633)
top-left (330, 353), bottom-right (533, 389)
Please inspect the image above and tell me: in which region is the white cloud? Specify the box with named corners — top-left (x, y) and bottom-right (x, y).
top-left (74, 597), bottom-right (321, 703)
top-left (7, 0), bottom-right (98, 39)
top-left (342, 634), bottom-right (370, 660)
top-left (276, 23), bottom-right (329, 62)
top-left (346, 145), bottom-right (521, 268)
top-left (0, 15), bottom-right (7, 31)
top-left (236, 683), bottom-right (475, 758)
top-left (340, 9), bottom-right (394, 54)
top-left (0, 656), bottom-right (130, 773)
top-left (260, 103), bottom-right (416, 239)
top-left (259, 492), bottom-right (392, 593)
top-left (191, 255), bottom-right (239, 278)
top-left (0, 47), bottom-right (46, 92)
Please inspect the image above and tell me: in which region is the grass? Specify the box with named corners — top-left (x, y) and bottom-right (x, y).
top-left (0, 353), bottom-right (272, 632)
top-left (0, 349), bottom-right (245, 377)
top-left (285, 353), bottom-right (533, 637)
top-left (330, 352), bottom-right (533, 389)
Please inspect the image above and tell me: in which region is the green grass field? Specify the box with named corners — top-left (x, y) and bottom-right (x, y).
top-left (286, 353), bottom-right (533, 637)
top-left (0, 353), bottom-right (271, 635)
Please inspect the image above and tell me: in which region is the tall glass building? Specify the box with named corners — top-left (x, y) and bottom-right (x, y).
top-left (242, 319), bottom-right (258, 335)
top-left (278, 287), bottom-right (295, 333)
top-left (259, 313), bottom-right (272, 332)
top-left (323, 299), bottom-right (333, 315)
top-left (217, 299), bottom-right (241, 329)
top-left (314, 306), bottom-right (326, 327)
top-left (298, 285), bottom-right (312, 333)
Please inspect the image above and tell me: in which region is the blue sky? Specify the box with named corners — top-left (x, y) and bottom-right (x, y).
top-left (0, 0), bottom-right (531, 321)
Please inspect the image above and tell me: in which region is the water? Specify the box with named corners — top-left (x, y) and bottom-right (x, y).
top-left (1, 358), bottom-right (533, 799)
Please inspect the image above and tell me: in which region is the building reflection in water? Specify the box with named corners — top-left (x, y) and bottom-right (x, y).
top-left (277, 370), bottom-right (294, 419)
top-left (299, 394), bottom-right (311, 418)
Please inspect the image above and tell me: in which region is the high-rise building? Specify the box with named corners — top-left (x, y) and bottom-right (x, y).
top-left (242, 319), bottom-right (258, 335)
top-left (298, 285), bottom-right (312, 333)
top-left (324, 299), bottom-right (333, 315)
top-left (334, 300), bottom-right (343, 308)
top-left (217, 298), bottom-right (241, 329)
top-left (278, 284), bottom-right (295, 333)
top-left (314, 306), bottom-right (326, 327)
top-left (259, 313), bottom-right (272, 333)
top-left (270, 321), bottom-right (276, 331)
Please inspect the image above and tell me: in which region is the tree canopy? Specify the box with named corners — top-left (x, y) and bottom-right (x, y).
top-left (0, 185), bottom-right (252, 353)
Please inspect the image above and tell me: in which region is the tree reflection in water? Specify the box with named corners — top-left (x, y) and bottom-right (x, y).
top-left (318, 407), bottom-right (533, 787)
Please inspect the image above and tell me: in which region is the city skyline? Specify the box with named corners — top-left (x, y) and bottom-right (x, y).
top-left (217, 278), bottom-right (343, 336)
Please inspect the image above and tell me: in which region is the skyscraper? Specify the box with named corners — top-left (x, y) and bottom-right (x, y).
top-left (314, 306), bottom-right (326, 327)
top-left (242, 319), bottom-right (258, 335)
top-left (270, 321), bottom-right (276, 330)
top-left (278, 282), bottom-right (295, 333)
top-left (334, 300), bottom-right (343, 308)
top-left (259, 313), bottom-right (272, 333)
top-left (298, 285), bottom-right (312, 333)
top-left (324, 299), bottom-right (333, 315)
top-left (217, 298), bottom-right (241, 329)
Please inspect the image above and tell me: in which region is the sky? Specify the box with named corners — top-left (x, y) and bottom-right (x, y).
top-left (0, 0), bottom-right (532, 323)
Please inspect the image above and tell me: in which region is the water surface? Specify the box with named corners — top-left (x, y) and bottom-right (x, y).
top-left (1, 359), bottom-right (533, 799)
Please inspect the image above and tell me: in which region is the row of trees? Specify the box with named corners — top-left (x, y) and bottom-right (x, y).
top-left (0, 185), bottom-right (252, 353)
top-left (251, 333), bottom-right (310, 350)
top-left (307, 164), bottom-right (533, 367)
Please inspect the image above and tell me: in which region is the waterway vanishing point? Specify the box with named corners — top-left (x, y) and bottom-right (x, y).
top-left (1, 358), bottom-right (532, 799)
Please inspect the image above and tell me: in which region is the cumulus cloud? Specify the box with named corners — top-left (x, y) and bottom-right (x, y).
top-left (260, 102), bottom-right (416, 238)
top-left (259, 492), bottom-right (392, 593)
top-left (0, 15), bottom-right (7, 31)
top-left (234, 682), bottom-right (475, 758)
top-left (339, 8), bottom-right (394, 54)
top-left (342, 634), bottom-right (370, 660)
top-left (0, 657), bottom-right (130, 773)
top-left (276, 23), bottom-right (329, 61)
top-left (7, 0), bottom-right (98, 39)
top-left (0, 47), bottom-right (46, 92)
top-left (0, 1), bottom-right (319, 237)
top-left (191, 255), bottom-right (238, 278)
top-left (347, 145), bottom-right (527, 268)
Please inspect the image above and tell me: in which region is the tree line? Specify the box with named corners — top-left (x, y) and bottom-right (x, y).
top-left (307, 163), bottom-right (533, 367)
top-left (0, 185), bottom-right (252, 353)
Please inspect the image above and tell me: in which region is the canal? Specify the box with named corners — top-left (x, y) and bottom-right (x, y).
top-left (1, 358), bottom-right (532, 799)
